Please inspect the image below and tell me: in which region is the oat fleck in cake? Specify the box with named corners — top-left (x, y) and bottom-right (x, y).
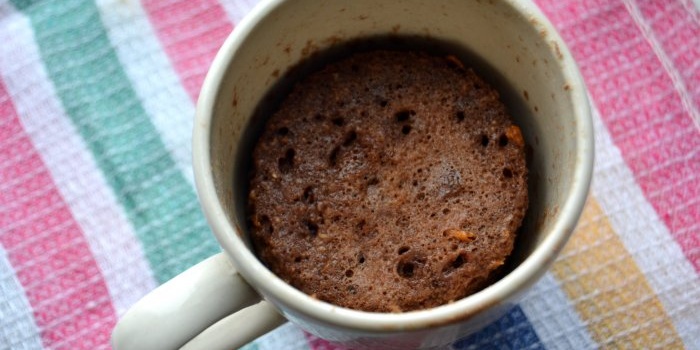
top-left (247, 51), bottom-right (528, 312)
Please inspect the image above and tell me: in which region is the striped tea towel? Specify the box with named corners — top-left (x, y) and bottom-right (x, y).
top-left (0, 0), bottom-right (698, 349)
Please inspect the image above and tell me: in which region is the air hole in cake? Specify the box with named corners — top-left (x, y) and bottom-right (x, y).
top-left (443, 208), bottom-right (450, 215)
top-left (313, 114), bottom-right (324, 122)
top-left (344, 130), bottom-right (358, 146)
top-left (367, 177), bottom-right (379, 186)
top-left (395, 110), bottom-right (411, 122)
top-left (398, 246), bottom-right (410, 255)
top-left (260, 215), bottom-right (273, 234)
top-left (395, 216), bottom-right (409, 227)
top-left (276, 127), bottom-right (289, 136)
top-left (402, 125), bottom-right (412, 135)
top-left (304, 220), bottom-right (318, 236)
top-left (358, 254), bottom-right (365, 264)
top-left (332, 117), bottom-right (345, 126)
top-left (503, 168), bottom-right (513, 178)
top-left (294, 256), bottom-right (302, 263)
top-left (277, 148), bottom-right (295, 174)
top-left (412, 180), bottom-right (418, 186)
top-left (416, 192), bottom-right (426, 201)
top-left (480, 134), bottom-right (490, 147)
top-left (379, 99), bottom-right (388, 107)
top-left (398, 261), bottom-right (415, 278)
top-left (329, 146), bottom-right (340, 166)
top-left (498, 134), bottom-right (509, 147)
top-left (302, 186), bottom-right (315, 204)
top-left (455, 111), bottom-right (465, 122)
top-left (345, 269), bottom-right (354, 278)
top-left (451, 254), bottom-right (466, 268)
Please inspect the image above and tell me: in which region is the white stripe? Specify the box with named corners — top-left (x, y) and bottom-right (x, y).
top-left (254, 323), bottom-right (309, 350)
top-left (590, 104), bottom-right (700, 348)
top-left (519, 273), bottom-right (597, 350)
top-left (624, 0), bottom-right (700, 129)
top-left (0, 246), bottom-right (44, 350)
top-left (684, 0), bottom-right (700, 16)
top-left (0, 6), bottom-right (157, 316)
top-left (219, 0), bottom-right (258, 24)
top-left (95, 0), bottom-right (196, 185)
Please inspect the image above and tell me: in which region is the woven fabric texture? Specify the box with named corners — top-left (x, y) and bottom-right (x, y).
top-left (0, 0), bottom-right (697, 349)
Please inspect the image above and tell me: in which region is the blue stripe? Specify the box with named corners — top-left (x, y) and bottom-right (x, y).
top-left (452, 306), bottom-right (543, 350)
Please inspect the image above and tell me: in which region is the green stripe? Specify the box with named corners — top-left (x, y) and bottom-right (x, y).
top-left (12, 0), bottom-right (218, 282)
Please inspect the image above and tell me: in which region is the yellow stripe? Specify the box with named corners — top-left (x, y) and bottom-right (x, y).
top-left (550, 198), bottom-right (683, 348)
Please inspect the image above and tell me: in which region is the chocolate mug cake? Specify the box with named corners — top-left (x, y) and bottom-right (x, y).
top-left (247, 50), bottom-right (528, 312)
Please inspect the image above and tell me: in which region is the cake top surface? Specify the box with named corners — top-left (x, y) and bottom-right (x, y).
top-left (248, 50), bottom-right (528, 312)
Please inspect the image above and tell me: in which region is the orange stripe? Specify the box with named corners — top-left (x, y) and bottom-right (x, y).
top-left (550, 198), bottom-right (683, 348)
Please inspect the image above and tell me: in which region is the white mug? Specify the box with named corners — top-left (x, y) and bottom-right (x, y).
top-left (112, 0), bottom-right (593, 349)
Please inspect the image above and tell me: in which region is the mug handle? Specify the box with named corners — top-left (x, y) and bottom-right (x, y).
top-left (111, 253), bottom-right (287, 350)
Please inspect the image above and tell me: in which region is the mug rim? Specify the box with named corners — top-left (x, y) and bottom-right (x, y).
top-left (193, 0), bottom-right (593, 332)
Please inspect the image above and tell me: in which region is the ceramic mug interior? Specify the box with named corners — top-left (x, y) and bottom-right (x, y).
top-left (194, 0), bottom-right (592, 347)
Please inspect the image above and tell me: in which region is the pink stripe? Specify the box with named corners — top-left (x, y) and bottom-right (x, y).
top-left (535, 0), bottom-right (700, 270)
top-left (142, 0), bottom-right (233, 101)
top-left (0, 81), bottom-right (117, 348)
top-left (303, 332), bottom-right (347, 350)
top-left (635, 0), bottom-right (700, 108)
